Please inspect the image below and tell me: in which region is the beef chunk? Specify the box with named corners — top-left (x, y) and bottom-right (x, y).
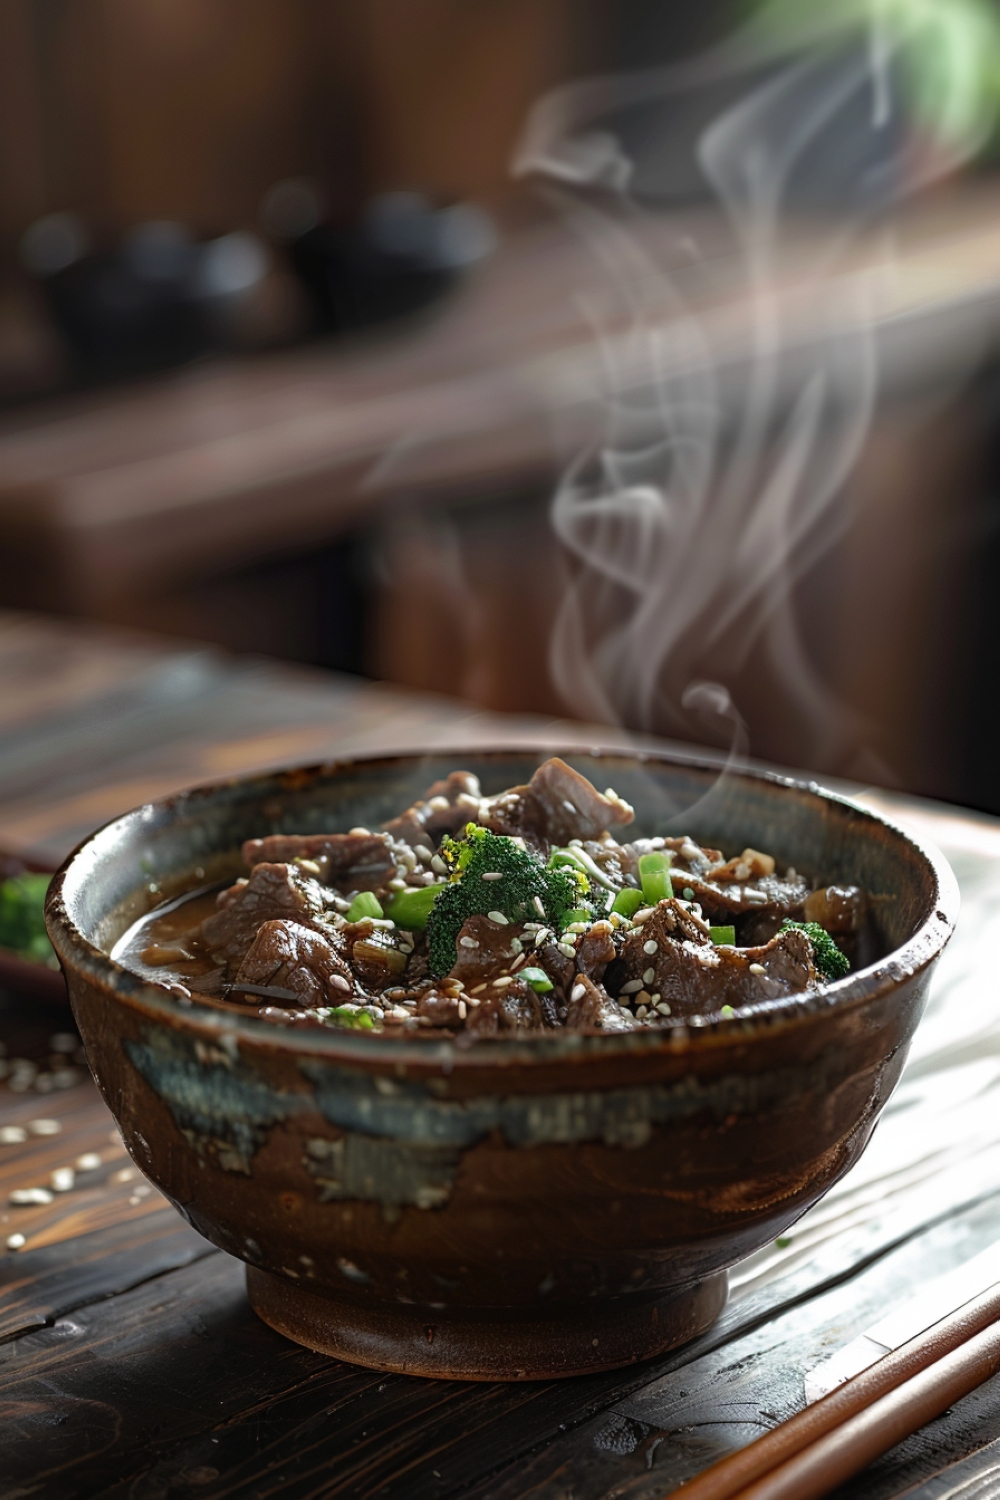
top-left (416, 986), bottom-right (467, 1027)
top-left (675, 869), bottom-right (808, 925)
top-left (234, 919), bottom-right (353, 1007)
top-left (619, 900), bottom-right (712, 965)
top-left (201, 863), bottom-right (333, 966)
top-left (349, 928), bottom-right (409, 991)
top-left (480, 757), bottom-right (634, 851)
top-left (241, 832), bottom-right (394, 892)
top-left (803, 885), bottom-right (868, 934)
top-left (534, 940), bottom-right (576, 999)
top-left (465, 977), bottom-right (559, 1034)
top-left (447, 914), bottom-right (525, 988)
top-left (620, 913), bottom-right (817, 1018)
top-left (575, 921), bottom-right (616, 981)
top-left (564, 973), bottom-right (632, 1032)
top-left (382, 771), bottom-right (483, 847)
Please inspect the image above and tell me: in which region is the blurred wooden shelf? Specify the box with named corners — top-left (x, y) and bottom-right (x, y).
top-left (3, 184), bottom-right (1000, 615)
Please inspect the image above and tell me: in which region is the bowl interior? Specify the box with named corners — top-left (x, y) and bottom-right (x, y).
top-left (57, 750), bottom-right (945, 989)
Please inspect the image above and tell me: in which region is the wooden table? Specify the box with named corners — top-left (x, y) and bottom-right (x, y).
top-left (3, 611), bottom-right (1000, 1499)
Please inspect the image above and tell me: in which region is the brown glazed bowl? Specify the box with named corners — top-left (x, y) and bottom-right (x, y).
top-left (45, 751), bottom-right (958, 1381)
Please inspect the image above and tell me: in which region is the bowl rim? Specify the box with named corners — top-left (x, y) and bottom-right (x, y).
top-left (44, 746), bottom-right (961, 1069)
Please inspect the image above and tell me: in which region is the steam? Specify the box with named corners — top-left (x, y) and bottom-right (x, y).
top-left (514, 3), bottom-right (1000, 776)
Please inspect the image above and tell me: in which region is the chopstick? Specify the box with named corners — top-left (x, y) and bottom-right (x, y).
top-left (672, 1279), bottom-right (1000, 1500)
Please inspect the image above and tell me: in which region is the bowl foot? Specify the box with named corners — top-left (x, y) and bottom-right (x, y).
top-left (246, 1265), bottom-right (728, 1380)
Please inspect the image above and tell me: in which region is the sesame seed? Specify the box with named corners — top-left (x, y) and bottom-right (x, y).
top-left (656, 1002), bottom-right (672, 1015)
top-left (642, 967), bottom-right (655, 985)
top-left (458, 1001), bottom-right (467, 1020)
top-left (510, 953), bottom-right (525, 970)
top-left (487, 911), bottom-right (509, 925)
top-left (329, 974), bottom-right (351, 992)
top-left (632, 907), bottom-right (655, 925)
top-left (75, 1153), bottom-right (101, 1171)
top-left (637, 990), bottom-right (651, 1005)
top-left (557, 942), bottom-right (576, 959)
top-left (533, 930), bottom-right (549, 947)
top-left (26, 1120), bottom-right (60, 1136)
top-left (0, 1126), bottom-right (27, 1144)
top-left (749, 963), bottom-right (766, 975)
top-left (465, 995), bottom-right (481, 1007)
top-left (471, 983), bottom-right (487, 994)
top-left (388, 877), bottom-right (407, 891)
top-left (510, 937), bottom-right (523, 954)
top-left (414, 845), bottom-right (433, 861)
top-left (566, 922), bottom-right (588, 933)
top-left (493, 976), bottom-right (513, 988)
top-left (50, 1167), bottom-right (74, 1193)
top-left (533, 896), bottom-right (546, 917)
top-left (10, 1188), bottom-right (53, 1206)
top-left (570, 983), bottom-right (586, 1002)
top-left (348, 826), bottom-right (370, 836)
top-left (481, 872), bottom-right (503, 881)
top-left (6, 1233), bottom-right (25, 1251)
top-left (635, 1005), bottom-right (649, 1019)
top-left (459, 937), bottom-right (479, 949)
top-left (620, 979), bottom-right (643, 995)
top-left (427, 796), bottom-right (449, 811)
top-left (431, 856), bottom-right (447, 875)
top-left (562, 800), bottom-right (577, 814)
top-left (643, 939), bottom-right (658, 956)
top-left (734, 862), bottom-right (751, 881)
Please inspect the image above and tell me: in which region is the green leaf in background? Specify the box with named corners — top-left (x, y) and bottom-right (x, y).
top-left (746, 0), bottom-right (1000, 161)
top-left (0, 873), bottom-right (54, 965)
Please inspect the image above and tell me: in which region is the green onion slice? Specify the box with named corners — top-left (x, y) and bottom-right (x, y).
top-left (382, 882), bottom-right (445, 931)
top-left (345, 891), bottom-right (384, 922)
top-left (709, 925), bottom-right (736, 946)
top-left (638, 851), bottom-right (674, 905)
top-left (521, 966), bottom-right (554, 993)
top-left (611, 887), bottom-right (644, 918)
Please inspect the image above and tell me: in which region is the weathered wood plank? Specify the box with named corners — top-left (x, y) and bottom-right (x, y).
top-left (468, 1193), bottom-right (1000, 1500)
top-left (0, 1214), bottom-right (217, 1343)
top-left (4, 1190), bottom-right (1000, 1500)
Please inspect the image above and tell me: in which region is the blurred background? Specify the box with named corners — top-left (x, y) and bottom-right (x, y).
top-left (3, 0), bottom-right (1000, 812)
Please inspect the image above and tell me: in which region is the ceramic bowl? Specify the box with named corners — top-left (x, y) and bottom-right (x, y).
top-left (44, 750), bottom-right (958, 1380)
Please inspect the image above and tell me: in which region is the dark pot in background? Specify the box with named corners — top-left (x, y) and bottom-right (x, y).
top-left (45, 750), bottom-right (957, 1379)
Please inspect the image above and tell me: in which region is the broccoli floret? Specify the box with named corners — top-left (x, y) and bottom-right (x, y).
top-left (781, 919), bottom-right (850, 981)
top-left (426, 824), bottom-right (586, 976)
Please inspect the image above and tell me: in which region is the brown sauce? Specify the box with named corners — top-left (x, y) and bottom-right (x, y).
top-left (112, 886), bottom-right (224, 988)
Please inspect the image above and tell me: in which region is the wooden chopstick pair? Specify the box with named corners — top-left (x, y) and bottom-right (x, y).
top-left (672, 1278), bottom-right (1000, 1500)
